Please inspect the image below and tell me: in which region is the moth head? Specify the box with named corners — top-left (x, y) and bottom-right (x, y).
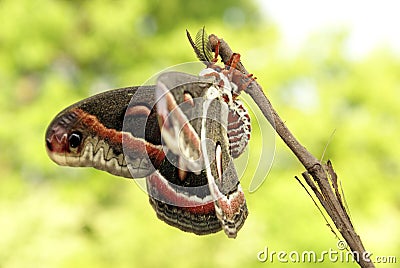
top-left (45, 108), bottom-right (87, 166)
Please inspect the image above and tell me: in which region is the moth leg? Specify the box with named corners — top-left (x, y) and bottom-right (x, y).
top-left (212, 39), bottom-right (221, 63)
top-left (239, 73), bottom-right (257, 92)
top-left (225, 53), bottom-right (257, 94)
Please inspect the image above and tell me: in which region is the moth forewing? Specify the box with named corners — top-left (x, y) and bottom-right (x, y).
top-left (46, 86), bottom-right (164, 179)
top-left (201, 90), bottom-right (248, 238)
top-left (155, 72), bottom-right (216, 174)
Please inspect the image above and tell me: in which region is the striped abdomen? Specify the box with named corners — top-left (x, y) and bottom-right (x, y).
top-left (228, 99), bottom-right (251, 158)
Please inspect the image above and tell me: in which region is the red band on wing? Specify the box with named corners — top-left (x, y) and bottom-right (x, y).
top-left (74, 108), bottom-right (165, 168)
top-left (147, 172), bottom-right (215, 215)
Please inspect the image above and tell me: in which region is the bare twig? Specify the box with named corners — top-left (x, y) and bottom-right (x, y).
top-left (209, 34), bottom-right (375, 268)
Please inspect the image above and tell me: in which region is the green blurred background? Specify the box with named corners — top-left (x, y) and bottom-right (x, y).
top-left (0, 0), bottom-right (399, 267)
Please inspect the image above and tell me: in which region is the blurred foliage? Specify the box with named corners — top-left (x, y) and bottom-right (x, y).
top-left (0, 0), bottom-right (399, 267)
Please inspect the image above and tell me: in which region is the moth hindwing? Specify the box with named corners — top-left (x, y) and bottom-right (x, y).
top-left (153, 71), bottom-right (248, 238)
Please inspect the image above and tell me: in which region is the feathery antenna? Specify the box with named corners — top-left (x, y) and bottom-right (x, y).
top-left (186, 26), bottom-right (214, 65)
